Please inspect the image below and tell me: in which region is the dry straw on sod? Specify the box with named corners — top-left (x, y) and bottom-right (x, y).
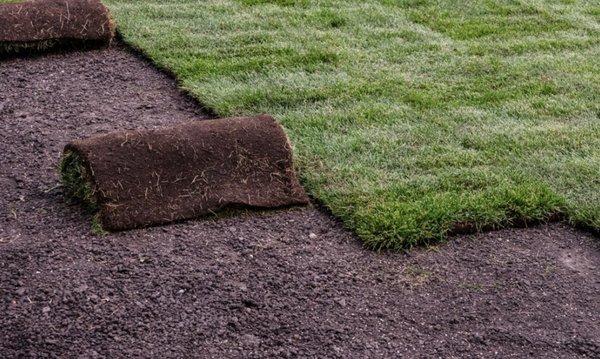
top-left (0, 0), bottom-right (115, 55)
top-left (60, 115), bottom-right (309, 231)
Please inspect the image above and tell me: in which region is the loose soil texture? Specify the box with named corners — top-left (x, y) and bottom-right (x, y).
top-left (0, 0), bottom-right (114, 56)
top-left (62, 115), bottom-right (308, 231)
top-left (0, 43), bottom-right (599, 358)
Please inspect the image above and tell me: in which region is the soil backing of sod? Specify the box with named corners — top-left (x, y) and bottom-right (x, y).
top-left (0, 0), bottom-right (114, 56)
top-left (61, 115), bottom-right (309, 231)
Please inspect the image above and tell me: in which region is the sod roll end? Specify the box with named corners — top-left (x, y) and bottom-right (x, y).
top-left (60, 115), bottom-right (310, 231)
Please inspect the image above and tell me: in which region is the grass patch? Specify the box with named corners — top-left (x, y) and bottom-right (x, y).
top-left (59, 151), bottom-right (99, 212)
top-left (104, 0), bottom-right (599, 249)
top-left (91, 214), bottom-right (109, 236)
top-left (60, 151), bottom-right (107, 235)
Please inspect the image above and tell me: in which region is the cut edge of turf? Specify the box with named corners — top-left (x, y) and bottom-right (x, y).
top-left (112, 30), bottom-right (220, 118)
top-left (308, 187), bottom-right (568, 251)
top-left (328, 180), bottom-right (569, 251)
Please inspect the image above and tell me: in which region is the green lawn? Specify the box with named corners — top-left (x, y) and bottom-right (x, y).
top-left (102, 0), bottom-right (598, 249)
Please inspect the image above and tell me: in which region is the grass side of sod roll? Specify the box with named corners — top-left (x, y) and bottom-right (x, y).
top-left (59, 151), bottom-right (108, 235)
top-left (105, 1), bottom-right (597, 248)
top-left (59, 151), bottom-right (98, 212)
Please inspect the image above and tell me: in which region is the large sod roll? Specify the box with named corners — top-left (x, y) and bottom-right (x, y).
top-left (60, 115), bottom-right (310, 231)
top-left (0, 0), bottom-right (114, 55)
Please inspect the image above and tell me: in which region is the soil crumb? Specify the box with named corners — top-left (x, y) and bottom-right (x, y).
top-left (1, 43), bottom-right (599, 358)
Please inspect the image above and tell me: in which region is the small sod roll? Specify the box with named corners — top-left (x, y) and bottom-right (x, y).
top-left (60, 115), bottom-right (310, 231)
top-left (0, 0), bottom-right (115, 55)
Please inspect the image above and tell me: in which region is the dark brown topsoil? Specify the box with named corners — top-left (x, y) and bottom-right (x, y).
top-left (64, 115), bottom-right (308, 231)
top-left (1, 43), bottom-right (599, 358)
top-left (0, 0), bottom-right (114, 55)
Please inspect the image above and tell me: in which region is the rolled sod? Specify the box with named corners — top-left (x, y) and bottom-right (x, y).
top-left (0, 0), bottom-right (114, 55)
top-left (60, 115), bottom-right (310, 231)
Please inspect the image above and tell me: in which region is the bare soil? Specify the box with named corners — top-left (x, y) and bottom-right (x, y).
top-left (1, 43), bottom-right (599, 358)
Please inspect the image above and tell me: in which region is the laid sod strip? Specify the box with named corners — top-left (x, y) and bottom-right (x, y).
top-left (60, 115), bottom-right (309, 231)
top-left (104, 0), bottom-right (600, 249)
top-left (0, 0), bottom-right (115, 55)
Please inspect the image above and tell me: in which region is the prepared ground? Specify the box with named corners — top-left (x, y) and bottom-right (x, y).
top-left (1, 44), bottom-right (598, 358)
